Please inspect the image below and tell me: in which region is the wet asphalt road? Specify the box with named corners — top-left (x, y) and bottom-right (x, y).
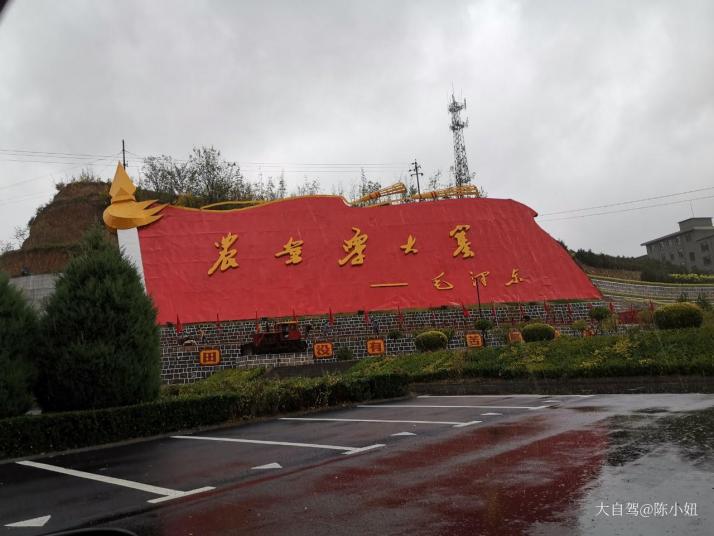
top-left (1, 393), bottom-right (713, 536)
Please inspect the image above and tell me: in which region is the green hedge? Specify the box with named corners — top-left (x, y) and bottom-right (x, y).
top-left (654, 303), bottom-right (704, 329)
top-left (474, 319), bottom-right (493, 332)
top-left (521, 323), bottom-right (556, 342)
top-left (0, 373), bottom-right (408, 459)
top-left (348, 326), bottom-right (714, 382)
top-left (415, 330), bottom-right (448, 351)
top-left (589, 306), bottom-right (611, 322)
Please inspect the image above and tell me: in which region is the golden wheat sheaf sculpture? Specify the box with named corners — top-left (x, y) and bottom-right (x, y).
top-left (408, 185), bottom-right (480, 201)
top-left (352, 182), bottom-right (407, 205)
top-left (103, 163), bottom-right (166, 230)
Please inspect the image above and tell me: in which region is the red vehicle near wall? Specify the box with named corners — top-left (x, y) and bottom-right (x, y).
top-left (240, 321), bottom-right (309, 355)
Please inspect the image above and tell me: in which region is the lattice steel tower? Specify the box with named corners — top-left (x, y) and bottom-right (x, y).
top-left (448, 93), bottom-right (471, 186)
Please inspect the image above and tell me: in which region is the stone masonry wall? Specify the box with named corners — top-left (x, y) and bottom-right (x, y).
top-left (161, 301), bottom-right (602, 384)
top-left (592, 277), bottom-right (714, 302)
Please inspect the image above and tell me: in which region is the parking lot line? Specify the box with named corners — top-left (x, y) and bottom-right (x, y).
top-left (418, 394), bottom-right (593, 398)
top-left (281, 417), bottom-right (480, 428)
top-left (16, 460), bottom-right (214, 504)
top-left (358, 404), bottom-right (550, 410)
top-left (171, 435), bottom-right (385, 455)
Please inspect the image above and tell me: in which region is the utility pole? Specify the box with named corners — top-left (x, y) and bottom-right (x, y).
top-left (121, 139), bottom-right (127, 169)
top-left (409, 160), bottom-right (423, 199)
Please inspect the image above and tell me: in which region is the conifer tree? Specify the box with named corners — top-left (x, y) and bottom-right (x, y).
top-left (0, 273), bottom-right (38, 418)
top-left (36, 228), bottom-right (160, 411)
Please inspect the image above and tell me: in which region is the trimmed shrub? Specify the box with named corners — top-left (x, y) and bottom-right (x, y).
top-left (387, 328), bottom-right (403, 339)
top-left (521, 323), bottom-right (556, 342)
top-left (35, 228), bottom-right (161, 412)
top-left (474, 319), bottom-right (493, 332)
top-left (415, 330), bottom-right (448, 352)
top-left (335, 347), bottom-right (354, 361)
top-left (0, 274), bottom-right (39, 418)
top-left (571, 320), bottom-right (588, 332)
top-left (589, 306), bottom-right (611, 322)
top-left (654, 303), bottom-right (704, 330)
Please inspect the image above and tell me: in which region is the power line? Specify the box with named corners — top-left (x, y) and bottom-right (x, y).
top-left (0, 157), bottom-right (122, 165)
top-left (0, 148), bottom-right (118, 158)
top-left (0, 155), bottom-right (120, 192)
top-left (537, 194), bottom-right (714, 222)
top-left (0, 147), bottom-right (411, 168)
top-left (538, 185), bottom-right (714, 216)
top-left (126, 150), bottom-right (408, 168)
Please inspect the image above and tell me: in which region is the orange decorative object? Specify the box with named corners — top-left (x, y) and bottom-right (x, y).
top-left (338, 227), bottom-right (368, 266)
top-left (208, 232), bottom-right (239, 275)
top-left (313, 342), bottom-right (334, 359)
top-left (465, 332), bottom-right (484, 348)
top-left (432, 271), bottom-right (454, 290)
top-left (366, 338), bottom-right (386, 355)
top-left (199, 348), bottom-right (221, 366)
top-left (103, 163), bottom-right (165, 230)
top-left (275, 237), bottom-right (304, 265)
top-left (449, 224), bottom-right (475, 259)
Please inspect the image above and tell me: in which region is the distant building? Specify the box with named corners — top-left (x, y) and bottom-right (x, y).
top-left (641, 217), bottom-right (714, 273)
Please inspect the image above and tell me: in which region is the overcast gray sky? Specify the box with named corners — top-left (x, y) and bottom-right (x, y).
top-left (1, 0), bottom-right (712, 256)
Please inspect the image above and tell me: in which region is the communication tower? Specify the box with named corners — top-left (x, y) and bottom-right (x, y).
top-left (448, 93), bottom-right (472, 187)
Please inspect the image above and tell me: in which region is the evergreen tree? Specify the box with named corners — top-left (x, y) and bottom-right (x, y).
top-left (36, 228), bottom-right (161, 411)
top-left (0, 273), bottom-right (38, 418)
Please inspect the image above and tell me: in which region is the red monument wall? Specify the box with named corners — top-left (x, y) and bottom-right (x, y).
top-left (138, 196), bottom-right (601, 324)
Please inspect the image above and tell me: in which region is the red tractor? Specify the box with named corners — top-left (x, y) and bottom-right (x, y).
top-left (240, 320), bottom-right (309, 355)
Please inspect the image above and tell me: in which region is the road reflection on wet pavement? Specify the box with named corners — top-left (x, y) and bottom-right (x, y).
top-left (83, 394), bottom-right (712, 536)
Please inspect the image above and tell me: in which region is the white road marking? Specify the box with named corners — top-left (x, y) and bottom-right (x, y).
top-left (453, 420), bottom-right (483, 428)
top-left (171, 435), bottom-right (384, 455)
top-left (391, 432), bottom-right (417, 437)
top-left (418, 394), bottom-right (593, 398)
top-left (16, 461), bottom-right (214, 504)
top-left (358, 404), bottom-right (549, 410)
top-left (281, 417), bottom-right (474, 428)
top-left (481, 412), bottom-right (502, 416)
top-left (251, 462), bottom-right (283, 470)
top-left (5, 515), bottom-right (51, 528)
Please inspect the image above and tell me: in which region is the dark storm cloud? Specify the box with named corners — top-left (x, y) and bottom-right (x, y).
top-left (1, 0), bottom-right (712, 255)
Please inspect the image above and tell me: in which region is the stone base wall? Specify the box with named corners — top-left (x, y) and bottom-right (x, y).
top-left (161, 301), bottom-right (603, 384)
top-left (592, 277), bottom-right (714, 302)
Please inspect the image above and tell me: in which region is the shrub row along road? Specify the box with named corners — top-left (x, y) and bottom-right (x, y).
top-left (2, 394), bottom-right (713, 535)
